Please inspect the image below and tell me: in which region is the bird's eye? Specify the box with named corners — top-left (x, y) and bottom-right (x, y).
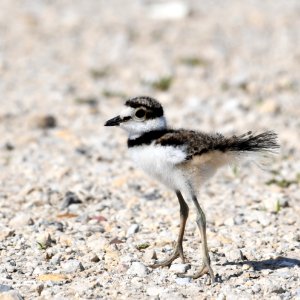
top-left (134, 108), bottom-right (146, 120)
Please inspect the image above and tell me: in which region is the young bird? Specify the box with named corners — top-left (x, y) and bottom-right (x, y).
top-left (105, 96), bottom-right (279, 282)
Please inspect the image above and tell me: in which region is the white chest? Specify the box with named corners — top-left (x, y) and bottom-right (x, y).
top-left (128, 144), bottom-right (187, 190)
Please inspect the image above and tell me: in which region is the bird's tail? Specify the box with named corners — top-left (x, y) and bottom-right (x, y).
top-left (221, 131), bottom-right (280, 168)
top-left (225, 131), bottom-right (279, 153)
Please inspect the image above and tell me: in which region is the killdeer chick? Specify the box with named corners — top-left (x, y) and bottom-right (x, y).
top-left (105, 96), bottom-right (279, 282)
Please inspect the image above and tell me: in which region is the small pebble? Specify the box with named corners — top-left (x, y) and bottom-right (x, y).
top-left (126, 224), bottom-right (139, 237)
top-left (34, 115), bottom-right (57, 129)
top-left (148, 2), bottom-right (189, 20)
top-left (143, 249), bottom-right (157, 262)
top-left (127, 262), bottom-right (148, 277)
top-left (4, 142), bottom-right (14, 151)
top-left (225, 249), bottom-right (243, 262)
top-left (50, 254), bottom-right (61, 265)
top-left (252, 284), bottom-right (261, 293)
top-left (91, 255), bottom-right (100, 263)
top-left (242, 264), bottom-right (251, 270)
top-left (224, 217), bottom-right (235, 226)
top-left (0, 284), bottom-right (13, 292)
top-left (36, 233), bottom-right (53, 249)
top-left (175, 277), bottom-right (191, 285)
top-left (62, 260), bottom-right (85, 273)
top-left (169, 263), bottom-right (190, 273)
top-left (61, 191), bottom-right (82, 209)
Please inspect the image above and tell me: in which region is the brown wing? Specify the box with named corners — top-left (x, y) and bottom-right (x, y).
top-left (155, 129), bottom-right (226, 160)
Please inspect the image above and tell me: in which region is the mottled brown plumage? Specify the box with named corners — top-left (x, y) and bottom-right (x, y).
top-left (155, 129), bottom-right (279, 160)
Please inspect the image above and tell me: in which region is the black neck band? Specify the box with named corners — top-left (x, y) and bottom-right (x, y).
top-left (127, 130), bottom-right (170, 148)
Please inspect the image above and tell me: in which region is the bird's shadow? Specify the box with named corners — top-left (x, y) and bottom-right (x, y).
top-left (222, 256), bottom-right (300, 271)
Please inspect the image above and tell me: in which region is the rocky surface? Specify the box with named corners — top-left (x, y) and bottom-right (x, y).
top-left (0, 0), bottom-right (299, 299)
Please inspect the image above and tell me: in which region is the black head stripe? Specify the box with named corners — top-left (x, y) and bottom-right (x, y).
top-left (125, 96), bottom-right (164, 118)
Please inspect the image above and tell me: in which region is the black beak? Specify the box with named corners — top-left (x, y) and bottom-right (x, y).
top-left (104, 115), bottom-right (122, 126)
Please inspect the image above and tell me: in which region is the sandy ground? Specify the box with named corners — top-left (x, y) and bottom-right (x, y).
top-left (0, 0), bottom-right (300, 299)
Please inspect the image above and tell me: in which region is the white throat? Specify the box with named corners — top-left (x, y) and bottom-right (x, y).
top-left (120, 116), bottom-right (167, 139)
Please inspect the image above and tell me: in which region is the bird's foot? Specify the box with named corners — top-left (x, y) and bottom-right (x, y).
top-left (149, 244), bottom-right (185, 268)
top-left (177, 258), bottom-right (215, 283)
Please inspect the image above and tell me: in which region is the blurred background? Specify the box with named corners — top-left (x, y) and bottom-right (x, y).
top-left (0, 0), bottom-right (299, 298)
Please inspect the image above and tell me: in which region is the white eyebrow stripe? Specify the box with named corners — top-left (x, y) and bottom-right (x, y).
top-left (120, 107), bottom-right (134, 118)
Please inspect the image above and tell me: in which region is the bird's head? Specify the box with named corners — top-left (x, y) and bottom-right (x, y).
top-left (104, 96), bottom-right (167, 138)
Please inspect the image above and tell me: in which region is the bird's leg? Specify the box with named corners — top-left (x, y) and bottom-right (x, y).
top-left (181, 195), bottom-right (215, 282)
top-left (150, 190), bottom-right (189, 268)
top-left (173, 190), bottom-right (189, 262)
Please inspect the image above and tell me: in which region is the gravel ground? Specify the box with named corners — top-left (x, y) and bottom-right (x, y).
top-left (0, 1), bottom-right (300, 299)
